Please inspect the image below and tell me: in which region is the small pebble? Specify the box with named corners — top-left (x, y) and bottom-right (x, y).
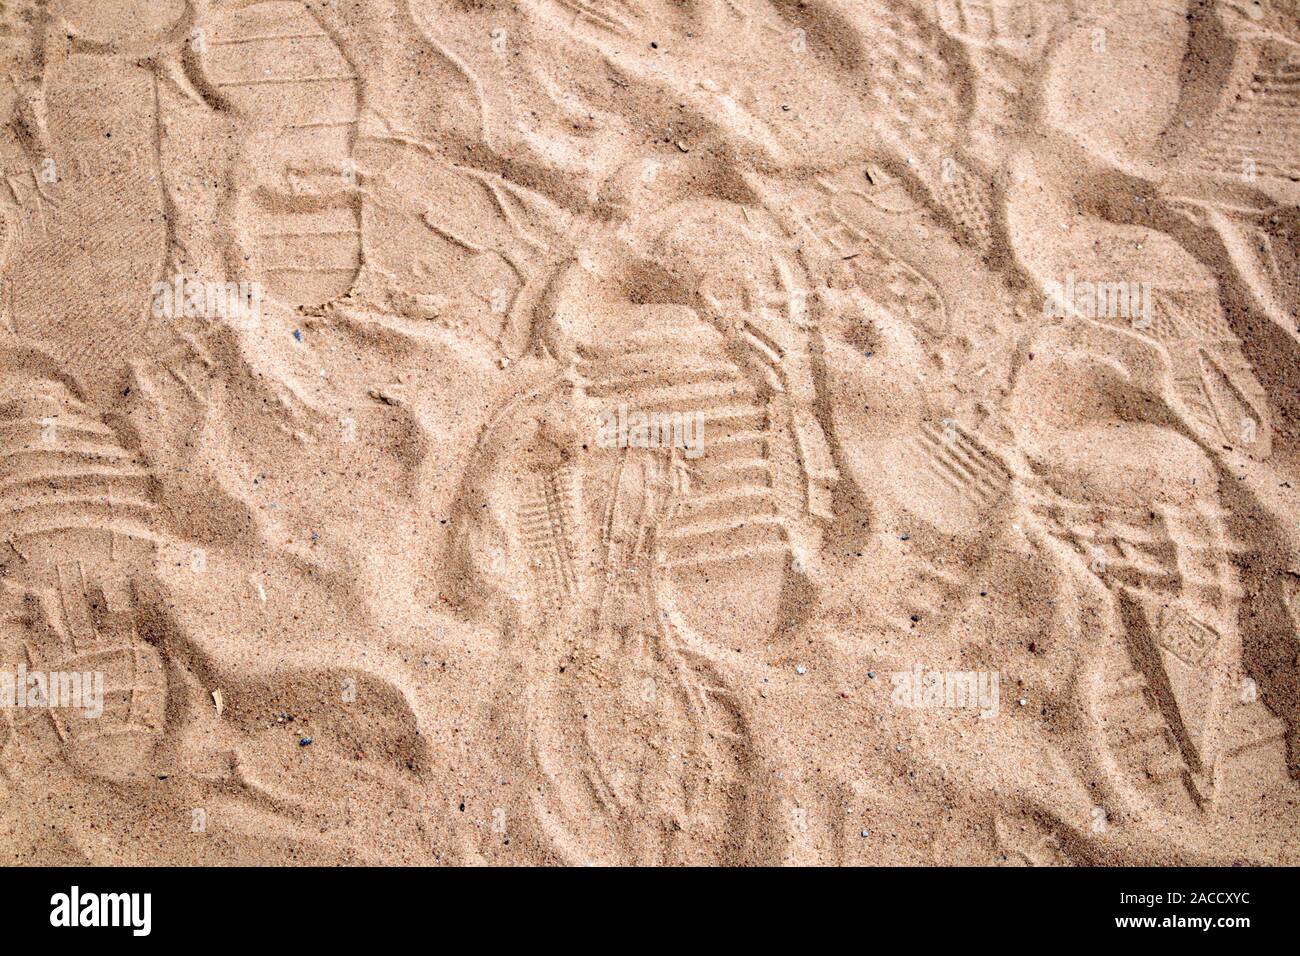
top-left (860, 829), bottom-right (870, 838)
top-left (299, 736), bottom-right (313, 746)
top-left (292, 329), bottom-right (303, 342)
top-left (795, 664), bottom-right (807, 675)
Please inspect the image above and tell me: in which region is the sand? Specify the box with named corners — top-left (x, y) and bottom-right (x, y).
top-left (0, 0), bottom-right (1296, 866)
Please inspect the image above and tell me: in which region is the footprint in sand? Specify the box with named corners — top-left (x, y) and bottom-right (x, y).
top-left (199, 0), bottom-right (363, 309)
top-left (447, 176), bottom-right (847, 863)
top-left (0, 373), bottom-right (169, 784)
top-left (1009, 329), bottom-right (1293, 844)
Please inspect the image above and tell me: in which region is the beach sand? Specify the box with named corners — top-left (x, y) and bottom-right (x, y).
top-left (0, 0), bottom-right (1297, 865)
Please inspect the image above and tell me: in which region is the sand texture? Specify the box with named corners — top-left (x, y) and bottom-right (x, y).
top-left (0, 0), bottom-right (1298, 866)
